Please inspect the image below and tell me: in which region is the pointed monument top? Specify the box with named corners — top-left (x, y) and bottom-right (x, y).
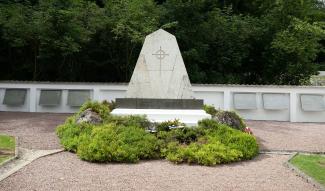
top-left (126, 29), bottom-right (193, 99)
top-left (149, 28), bottom-right (174, 37)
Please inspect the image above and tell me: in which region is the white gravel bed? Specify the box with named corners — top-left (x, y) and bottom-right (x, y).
top-left (247, 120), bottom-right (325, 152)
top-left (0, 152), bottom-right (317, 191)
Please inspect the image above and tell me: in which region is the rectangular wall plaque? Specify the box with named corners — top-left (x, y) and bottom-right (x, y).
top-left (262, 93), bottom-right (289, 110)
top-left (233, 93), bottom-right (257, 110)
top-left (39, 90), bottom-right (62, 106)
top-left (300, 94), bottom-right (325, 111)
top-left (67, 90), bottom-right (91, 107)
top-left (3, 89), bottom-right (27, 106)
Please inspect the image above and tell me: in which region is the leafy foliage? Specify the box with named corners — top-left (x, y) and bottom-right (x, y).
top-left (203, 105), bottom-right (218, 116)
top-left (155, 119), bottom-right (184, 132)
top-left (1, 0), bottom-right (324, 84)
top-left (78, 100), bottom-right (111, 120)
top-left (56, 101), bottom-right (258, 165)
top-left (77, 124), bottom-right (160, 162)
top-left (104, 114), bottom-right (151, 129)
top-left (161, 120), bottom-right (258, 165)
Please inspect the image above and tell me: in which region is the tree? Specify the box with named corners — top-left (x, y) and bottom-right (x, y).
top-left (37, 0), bottom-right (104, 81)
top-left (0, 0), bottom-right (324, 85)
top-left (269, 19), bottom-right (325, 84)
top-left (0, 2), bottom-right (40, 80)
top-left (104, 0), bottom-right (160, 81)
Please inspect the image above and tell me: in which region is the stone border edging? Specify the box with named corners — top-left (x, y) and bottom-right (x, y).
top-left (0, 136), bottom-right (19, 167)
top-left (0, 148), bottom-right (64, 182)
top-left (284, 152), bottom-right (325, 191)
top-left (261, 149), bottom-right (325, 155)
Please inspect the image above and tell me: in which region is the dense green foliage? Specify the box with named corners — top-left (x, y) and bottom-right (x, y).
top-left (77, 124), bottom-right (160, 162)
top-left (290, 154), bottom-right (325, 186)
top-left (0, 0), bottom-right (324, 85)
top-left (78, 100), bottom-right (111, 119)
top-left (56, 101), bottom-right (258, 165)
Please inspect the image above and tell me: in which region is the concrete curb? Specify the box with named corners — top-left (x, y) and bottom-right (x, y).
top-left (261, 149), bottom-right (325, 155)
top-left (284, 153), bottom-right (325, 191)
top-left (259, 151), bottom-right (294, 155)
top-left (0, 148), bottom-right (64, 182)
top-left (0, 136), bottom-right (19, 167)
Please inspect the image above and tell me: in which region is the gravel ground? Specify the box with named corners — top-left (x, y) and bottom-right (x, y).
top-left (0, 112), bottom-right (324, 152)
top-left (0, 152), bottom-right (317, 191)
top-left (247, 120), bottom-right (325, 152)
top-left (0, 112), bottom-right (70, 149)
top-left (0, 112), bottom-right (324, 190)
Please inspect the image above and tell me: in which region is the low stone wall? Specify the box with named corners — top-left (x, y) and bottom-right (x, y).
top-left (0, 81), bottom-right (324, 122)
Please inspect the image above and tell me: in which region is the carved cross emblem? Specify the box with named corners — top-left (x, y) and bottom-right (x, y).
top-left (152, 46), bottom-right (169, 61)
top-left (152, 46), bottom-right (169, 73)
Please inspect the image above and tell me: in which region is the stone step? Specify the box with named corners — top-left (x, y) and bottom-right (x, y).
top-left (111, 109), bottom-right (211, 126)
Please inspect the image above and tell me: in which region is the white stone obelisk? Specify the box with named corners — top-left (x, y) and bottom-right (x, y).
top-left (112, 29), bottom-right (210, 125)
top-left (126, 29), bottom-right (193, 99)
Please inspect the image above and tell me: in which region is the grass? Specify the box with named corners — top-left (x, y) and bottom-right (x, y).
top-left (0, 156), bottom-right (10, 163)
top-left (0, 135), bottom-right (15, 150)
top-left (0, 134), bottom-right (15, 165)
top-left (290, 154), bottom-right (325, 186)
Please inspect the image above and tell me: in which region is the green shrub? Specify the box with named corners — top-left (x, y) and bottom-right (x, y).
top-left (157, 127), bottom-right (206, 150)
top-left (77, 124), bottom-right (160, 163)
top-left (198, 118), bottom-right (220, 129)
top-left (164, 141), bottom-right (243, 166)
top-left (56, 103), bottom-right (258, 166)
top-left (78, 100), bottom-right (110, 120)
top-left (203, 104), bottom-right (218, 116)
top-left (102, 100), bottom-right (116, 111)
top-left (105, 115), bottom-right (151, 129)
top-left (162, 119), bottom-right (259, 166)
top-left (56, 118), bottom-right (94, 152)
top-left (225, 134), bottom-right (259, 159)
top-left (155, 119), bottom-right (184, 132)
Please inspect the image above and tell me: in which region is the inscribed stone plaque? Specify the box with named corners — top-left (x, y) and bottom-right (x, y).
top-left (262, 93), bottom-right (289, 110)
top-left (126, 29), bottom-right (193, 99)
top-left (300, 94), bottom-right (325, 111)
top-left (3, 89), bottom-right (27, 106)
top-left (234, 93), bottom-right (257, 110)
top-left (115, 98), bottom-right (203, 109)
top-left (39, 90), bottom-right (62, 106)
top-left (67, 90), bottom-right (91, 107)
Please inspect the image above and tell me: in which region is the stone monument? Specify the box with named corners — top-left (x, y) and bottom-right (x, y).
top-left (111, 29), bottom-right (210, 125)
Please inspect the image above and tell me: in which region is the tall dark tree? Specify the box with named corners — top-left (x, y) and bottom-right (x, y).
top-left (0, 0), bottom-right (324, 85)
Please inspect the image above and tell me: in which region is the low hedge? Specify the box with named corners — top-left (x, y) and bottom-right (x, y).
top-left (77, 124), bottom-right (160, 162)
top-left (56, 101), bottom-right (259, 166)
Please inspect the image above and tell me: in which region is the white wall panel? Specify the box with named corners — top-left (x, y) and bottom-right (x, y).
top-left (0, 82), bottom-right (324, 122)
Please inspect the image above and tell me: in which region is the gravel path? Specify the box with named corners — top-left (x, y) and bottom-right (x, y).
top-left (0, 112), bottom-right (70, 149)
top-left (247, 120), bottom-right (325, 152)
top-left (0, 152), bottom-right (317, 191)
top-left (0, 112), bottom-right (324, 190)
top-left (1, 112), bottom-right (324, 152)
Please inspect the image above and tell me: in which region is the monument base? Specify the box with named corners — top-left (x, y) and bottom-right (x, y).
top-left (111, 109), bottom-right (211, 126)
top-left (115, 98), bottom-right (203, 109)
